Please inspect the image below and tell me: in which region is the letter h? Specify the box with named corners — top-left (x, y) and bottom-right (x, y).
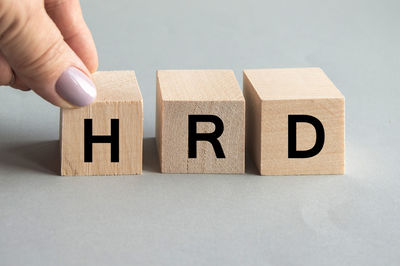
top-left (84, 119), bottom-right (119, 162)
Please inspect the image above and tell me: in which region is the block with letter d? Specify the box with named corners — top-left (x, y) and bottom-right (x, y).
top-left (244, 68), bottom-right (345, 175)
top-left (60, 71), bottom-right (143, 176)
top-left (156, 70), bottom-right (245, 173)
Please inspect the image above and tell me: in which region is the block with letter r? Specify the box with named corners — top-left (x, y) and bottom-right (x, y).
top-left (156, 70), bottom-right (245, 173)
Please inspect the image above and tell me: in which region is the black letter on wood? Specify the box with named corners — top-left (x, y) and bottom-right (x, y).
top-left (188, 115), bottom-right (225, 159)
top-left (84, 119), bottom-right (119, 162)
top-left (288, 115), bottom-right (325, 158)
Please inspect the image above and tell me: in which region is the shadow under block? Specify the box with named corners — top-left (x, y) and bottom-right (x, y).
top-left (243, 68), bottom-right (345, 175)
top-left (156, 70), bottom-right (245, 173)
top-left (60, 71), bottom-right (143, 176)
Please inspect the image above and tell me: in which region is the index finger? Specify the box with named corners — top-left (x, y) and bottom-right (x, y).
top-left (45, 0), bottom-right (98, 73)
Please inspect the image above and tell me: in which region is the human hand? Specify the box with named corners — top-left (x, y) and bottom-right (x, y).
top-left (0, 0), bottom-right (98, 107)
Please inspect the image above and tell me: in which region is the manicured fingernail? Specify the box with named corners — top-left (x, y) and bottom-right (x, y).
top-left (55, 67), bottom-right (97, 107)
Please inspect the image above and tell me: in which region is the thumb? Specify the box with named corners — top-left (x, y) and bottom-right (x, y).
top-left (0, 1), bottom-right (97, 108)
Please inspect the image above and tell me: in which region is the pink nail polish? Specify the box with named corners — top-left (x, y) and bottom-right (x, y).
top-left (56, 67), bottom-right (97, 106)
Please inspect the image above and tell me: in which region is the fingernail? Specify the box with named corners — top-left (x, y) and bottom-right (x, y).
top-left (56, 67), bottom-right (97, 107)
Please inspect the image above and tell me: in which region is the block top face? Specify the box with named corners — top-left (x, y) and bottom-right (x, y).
top-left (244, 68), bottom-right (344, 100)
top-left (157, 70), bottom-right (244, 101)
top-left (92, 71), bottom-right (142, 103)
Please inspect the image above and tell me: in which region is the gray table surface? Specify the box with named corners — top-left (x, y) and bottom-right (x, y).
top-left (1, 0), bottom-right (399, 265)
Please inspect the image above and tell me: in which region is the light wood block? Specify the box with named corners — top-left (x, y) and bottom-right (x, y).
top-left (156, 70), bottom-right (245, 173)
top-left (60, 71), bottom-right (143, 176)
top-left (243, 67), bottom-right (345, 175)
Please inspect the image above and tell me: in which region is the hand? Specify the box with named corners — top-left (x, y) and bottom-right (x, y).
top-left (0, 0), bottom-right (98, 107)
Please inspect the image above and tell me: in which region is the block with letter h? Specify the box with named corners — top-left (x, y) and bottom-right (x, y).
top-left (244, 68), bottom-right (345, 175)
top-left (60, 71), bottom-right (143, 176)
top-left (156, 70), bottom-right (245, 173)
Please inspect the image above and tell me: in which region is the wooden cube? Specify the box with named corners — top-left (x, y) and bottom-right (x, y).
top-left (244, 68), bottom-right (345, 175)
top-left (60, 71), bottom-right (143, 176)
top-left (156, 70), bottom-right (245, 173)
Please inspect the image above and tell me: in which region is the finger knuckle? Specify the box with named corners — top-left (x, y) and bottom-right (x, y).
top-left (20, 37), bottom-right (66, 82)
top-left (0, 1), bottom-right (37, 46)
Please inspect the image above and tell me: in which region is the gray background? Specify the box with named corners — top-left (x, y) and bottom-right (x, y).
top-left (1, 0), bottom-right (399, 265)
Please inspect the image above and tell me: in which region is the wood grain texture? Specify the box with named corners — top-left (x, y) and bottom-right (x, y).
top-left (60, 71), bottom-right (143, 176)
top-left (156, 70), bottom-right (245, 173)
top-left (244, 68), bottom-right (345, 175)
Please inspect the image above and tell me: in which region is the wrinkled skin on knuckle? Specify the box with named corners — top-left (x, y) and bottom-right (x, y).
top-left (0, 1), bottom-right (21, 45)
top-left (0, 0), bottom-right (67, 85)
top-left (20, 37), bottom-right (67, 87)
top-left (0, 0), bottom-right (40, 46)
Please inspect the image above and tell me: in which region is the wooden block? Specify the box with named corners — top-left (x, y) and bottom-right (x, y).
top-left (156, 70), bottom-right (245, 173)
top-left (243, 67), bottom-right (345, 175)
top-left (60, 71), bottom-right (143, 176)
